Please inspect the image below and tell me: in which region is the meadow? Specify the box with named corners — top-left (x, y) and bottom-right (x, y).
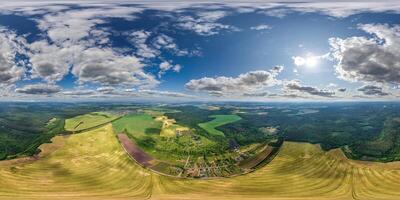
top-left (1, 124), bottom-right (400, 199)
top-left (198, 115), bottom-right (242, 137)
top-left (112, 114), bottom-right (162, 137)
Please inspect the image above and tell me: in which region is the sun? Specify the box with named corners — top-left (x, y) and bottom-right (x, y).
top-left (305, 56), bottom-right (318, 67)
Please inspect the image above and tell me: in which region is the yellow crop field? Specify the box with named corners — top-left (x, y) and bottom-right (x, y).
top-left (1, 124), bottom-right (400, 200)
top-left (64, 112), bottom-right (119, 132)
top-left (156, 115), bottom-right (190, 137)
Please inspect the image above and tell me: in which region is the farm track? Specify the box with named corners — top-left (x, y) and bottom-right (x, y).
top-left (0, 124), bottom-right (400, 199)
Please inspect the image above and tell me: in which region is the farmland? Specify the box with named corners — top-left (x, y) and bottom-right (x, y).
top-left (64, 112), bottom-right (119, 132)
top-left (113, 114), bottom-right (162, 137)
top-left (111, 113), bottom-right (271, 178)
top-left (198, 115), bottom-right (242, 137)
top-left (1, 124), bottom-right (400, 199)
top-left (0, 102), bottom-right (400, 199)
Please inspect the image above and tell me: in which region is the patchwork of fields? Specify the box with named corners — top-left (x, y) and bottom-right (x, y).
top-left (1, 123), bottom-right (400, 199)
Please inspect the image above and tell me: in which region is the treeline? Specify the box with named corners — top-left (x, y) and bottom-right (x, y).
top-left (347, 118), bottom-right (400, 162)
top-left (0, 102), bottom-right (120, 160)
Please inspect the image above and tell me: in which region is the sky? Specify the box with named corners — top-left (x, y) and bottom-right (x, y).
top-left (0, 0), bottom-right (400, 101)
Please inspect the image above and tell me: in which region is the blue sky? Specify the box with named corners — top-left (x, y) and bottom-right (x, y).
top-left (0, 1), bottom-right (399, 101)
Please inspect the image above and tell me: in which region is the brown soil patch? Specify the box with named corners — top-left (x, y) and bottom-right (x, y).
top-left (117, 133), bottom-right (154, 167)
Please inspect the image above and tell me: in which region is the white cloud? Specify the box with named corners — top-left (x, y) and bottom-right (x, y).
top-left (327, 83), bottom-right (338, 88)
top-left (153, 34), bottom-right (189, 56)
top-left (18, 6), bottom-right (159, 88)
top-left (329, 23), bottom-right (400, 85)
top-left (26, 40), bottom-right (157, 88)
top-left (36, 6), bottom-right (141, 44)
top-left (158, 61), bottom-right (182, 77)
top-left (15, 83), bottom-right (61, 95)
top-left (62, 89), bottom-right (95, 96)
top-left (96, 86), bottom-right (116, 94)
top-left (284, 80), bottom-right (335, 97)
top-left (0, 29), bottom-right (25, 85)
top-left (292, 54), bottom-right (329, 67)
top-left (185, 66), bottom-right (283, 96)
top-left (286, 2), bottom-right (400, 18)
top-left (177, 11), bottom-right (237, 36)
top-left (72, 47), bottom-right (157, 87)
top-left (28, 41), bottom-right (79, 83)
top-left (2, 1), bottom-right (400, 19)
top-left (129, 30), bottom-right (159, 58)
top-left (250, 24), bottom-right (272, 30)
top-left (154, 34), bottom-right (176, 49)
top-left (292, 56), bottom-right (306, 66)
top-left (139, 89), bottom-right (195, 98)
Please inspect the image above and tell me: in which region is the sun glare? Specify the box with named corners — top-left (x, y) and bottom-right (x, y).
top-left (305, 56), bottom-right (318, 67)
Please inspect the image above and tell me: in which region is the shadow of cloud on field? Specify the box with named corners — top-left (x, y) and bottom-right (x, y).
top-left (145, 128), bottom-right (161, 135)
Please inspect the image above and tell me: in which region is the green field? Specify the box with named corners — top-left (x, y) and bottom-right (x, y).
top-left (64, 112), bottom-right (118, 132)
top-left (2, 124), bottom-right (400, 199)
top-left (112, 114), bottom-right (162, 137)
top-left (198, 115), bottom-right (242, 137)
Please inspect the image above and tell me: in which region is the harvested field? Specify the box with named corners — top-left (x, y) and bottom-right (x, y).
top-left (64, 112), bottom-right (118, 132)
top-left (155, 116), bottom-right (190, 137)
top-left (1, 125), bottom-right (400, 199)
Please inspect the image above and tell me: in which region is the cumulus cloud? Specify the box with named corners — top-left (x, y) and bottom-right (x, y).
top-left (158, 61), bottom-right (181, 77)
top-left (284, 80), bottom-right (335, 97)
top-left (357, 85), bottom-right (389, 96)
top-left (185, 66), bottom-right (283, 96)
top-left (13, 7), bottom-right (160, 88)
top-left (71, 47), bottom-right (158, 87)
top-left (26, 39), bottom-right (158, 88)
top-left (250, 24), bottom-right (271, 31)
top-left (329, 23), bottom-right (400, 85)
top-left (15, 84), bottom-right (61, 94)
top-left (28, 41), bottom-right (79, 83)
top-left (0, 29), bottom-right (25, 85)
